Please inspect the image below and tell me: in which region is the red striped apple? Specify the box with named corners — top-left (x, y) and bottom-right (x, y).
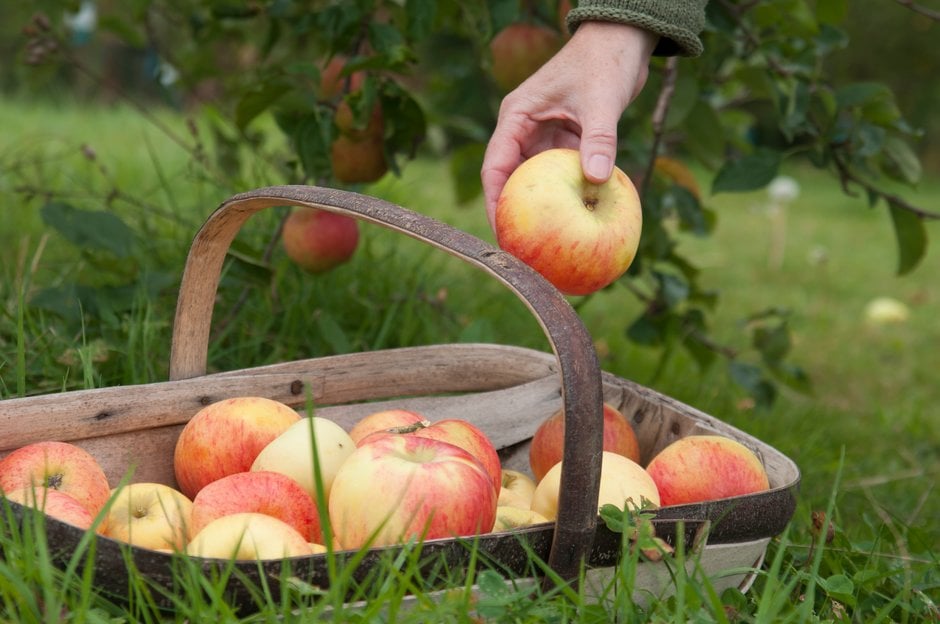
top-left (251, 416), bottom-right (355, 503)
top-left (102, 482), bottom-right (193, 550)
top-left (0, 440), bottom-right (110, 517)
top-left (489, 23), bottom-right (562, 93)
top-left (190, 470), bottom-right (322, 543)
top-left (186, 512), bottom-right (316, 560)
top-left (281, 207), bottom-right (360, 274)
top-left (529, 402), bottom-right (640, 482)
top-left (328, 434), bottom-right (497, 549)
top-left (645, 435), bottom-right (770, 506)
top-left (531, 451), bottom-right (660, 521)
top-left (3, 486), bottom-right (96, 531)
top-left (495, 148), bottom-right (642, 296)
top-left (359, 417), bottom-right (502, 494)
top-left (173, 396), bottom-right (301, 498)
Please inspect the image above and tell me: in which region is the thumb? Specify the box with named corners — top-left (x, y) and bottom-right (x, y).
top-left (579, 115), bottom-right (620, 184)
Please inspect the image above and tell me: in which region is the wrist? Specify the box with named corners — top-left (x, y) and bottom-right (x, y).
top-left (572, 21), bottom-right (658, 62)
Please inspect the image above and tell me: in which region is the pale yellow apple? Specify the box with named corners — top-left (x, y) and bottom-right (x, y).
top-left (531, 451), bottom-right (660, 521)
top-left (186, 512), bottom-right (315, 560)
top-left (250, 416), bottom-right (355, 503)
top-left (491, 506), bottom-right (550, 532)
top-left (497, 469), bottom-right (537, 509)
top-left (103, 482), bottom-right (193, 551)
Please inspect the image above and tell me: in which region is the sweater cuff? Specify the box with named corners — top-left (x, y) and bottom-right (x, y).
top-left (567, 0), bottom-right (707, 57)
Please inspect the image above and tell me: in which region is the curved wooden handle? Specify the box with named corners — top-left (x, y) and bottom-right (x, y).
top-left (168, 185), bottom-right (603, 581)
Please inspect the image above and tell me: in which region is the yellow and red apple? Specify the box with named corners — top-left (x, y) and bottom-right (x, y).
top-left (489, 22), bottom-right (562, 93)
top-left (529, 402), bottom-right (641, 482)
top-left (645, 435), bottom-right (770, 506)
top-left (173, 396), bottom-right (301, 499)
top-left (348, 409), bottom-right (428, 445)
top-left (328, 434), bottom-right (497, 549)
top-left (186, 512), bottom-right (317, 560)
top-left (495, 148), bottom-right (642, 296)
top-left (281, 207), bottom-right (360, 274)
top-left (0, 440), bottom-right (111, 517)
top-left (3, 485), bottom-right (96, 531)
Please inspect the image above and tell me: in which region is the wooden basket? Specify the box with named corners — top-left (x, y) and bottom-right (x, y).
top-left (0, 186), bottom-right (800, 609)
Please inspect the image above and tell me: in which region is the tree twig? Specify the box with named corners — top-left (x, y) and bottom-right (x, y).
top-left (893, 0), bottom-right (940, 21)
top-left (640, 56), bottom-right (679, 201)
top-left (832, 151), bottom-right (940, 220)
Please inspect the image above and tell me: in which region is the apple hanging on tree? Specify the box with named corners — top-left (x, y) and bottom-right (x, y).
top-left (281, 207), bottom-right (360, 274)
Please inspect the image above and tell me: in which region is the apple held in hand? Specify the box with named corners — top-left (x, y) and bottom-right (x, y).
top-left (173, 396), bottom-right (301, 499)
top-left (186, 512), bottom-right (316, 561)
top-left (251, 416), bottom-right (355, 503)
top-left (103, 483), bottom-right (193, 551)
top-left (531, 451), bottom-right (660, 521)
top-left (3, 486), bottom-right (96, 531)
top-left (348, 409), bottom-right (427, 445)
top-left (191, 471), bottom-right (322, 543)
top-left (496, 148), bottom-right (642, 296)
top-left (0, 440), bottom-right (110, 517)
top-left (281, 207), bottom-right (360, 274)
top-left (497, 469), bottom-right (537, 509)
top-left (645, 435), bottom-right (770, 507)
top-left (328, 434), bottom-right (497, 550)
top-left (360, 417), bottom-right (502, 494)
top-left (529, 402), bottom-right (641, 482)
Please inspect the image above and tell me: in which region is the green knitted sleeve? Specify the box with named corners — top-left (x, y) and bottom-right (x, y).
top-left (566, 0), bottom-right (708, 57)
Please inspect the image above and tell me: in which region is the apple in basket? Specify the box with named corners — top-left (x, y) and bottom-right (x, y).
top-left (358, 417), bottom-right (502, 494)
top-left (497, 469), bottom-right (538, 509)
top-left (102, 482), bottom-right (193, 551)
top-left (2, 486), bottom-right (96, 531)
top-left (491, 506), bottom-right (550, 533)
top-left (250, 416), bottom-right (356, 503)
top-left (347, 409), bottom-right (428, 445)
top-left (328, 434), bottom-right (498, 549)
top-left (645, 435), bottom-right (770, 507)
top-left (190, 471), bottom-right (323, 544)
top-left (529, 402), bottom-right (641, 482)
top-left (0, 440), bottom-right (111, 517)
top-left (186, 512), bottom-right (320, 560)
top-left (495, 147), bottom-right (643, 296)
top-left (531, 451), bottom-right (660, 521)
top-left (173, 396), bottom-right (301, 499)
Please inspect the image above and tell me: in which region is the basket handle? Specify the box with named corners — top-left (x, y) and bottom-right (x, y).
top-left (168, 185), bottom-right (603, 582)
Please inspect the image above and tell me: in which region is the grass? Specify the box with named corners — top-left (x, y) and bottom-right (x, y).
top-left (1, 94), bottom-right (939, 621)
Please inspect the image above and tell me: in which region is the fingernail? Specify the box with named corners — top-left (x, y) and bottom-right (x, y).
top-left (586, 154), bottom-right (612, 181)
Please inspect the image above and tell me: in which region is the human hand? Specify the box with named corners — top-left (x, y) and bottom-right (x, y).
top-left (481, 21), bottom-right (658, 231)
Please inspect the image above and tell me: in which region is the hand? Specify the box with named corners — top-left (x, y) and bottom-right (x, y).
top-left (481, 21), bottom-right (658, 231)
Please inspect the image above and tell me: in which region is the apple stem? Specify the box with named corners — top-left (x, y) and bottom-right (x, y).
top-left (385, 420), bottom-right (432, 434)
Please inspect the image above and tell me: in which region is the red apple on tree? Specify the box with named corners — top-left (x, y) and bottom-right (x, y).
top-left (190, 470), bottom-right (323, 543)
top-left (328, 434), bottom-right (497, 549)
top-left (489, 22), bottom-right (563, 93)
top-left (529, 402), bottom-right (641, 482)
top-left (495, 148), bottom-right (643, 296)
top-left (173, 396), bottom-right (301, 499)
top-left (281, 207), bottom-right (360, 274)
top-left (645, 435), bottom-right (770, 507)
top-left (0, 440), bottom-right (111, 517)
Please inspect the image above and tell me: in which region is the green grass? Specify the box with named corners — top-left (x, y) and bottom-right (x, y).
top-left (2, 95), bottom-right (939, 621)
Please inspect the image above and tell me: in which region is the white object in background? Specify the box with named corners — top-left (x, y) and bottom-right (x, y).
top-left (766, 175), bottom-right (801, 270)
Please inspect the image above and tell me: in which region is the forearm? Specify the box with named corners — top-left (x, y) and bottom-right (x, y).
top-left (567, 0), bottom-right (708, 57)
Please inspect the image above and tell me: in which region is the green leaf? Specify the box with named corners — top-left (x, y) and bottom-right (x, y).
top-left (881, 136), bottom-right (922, 185)
top-left (888, 202), bottom-right (928, 276)
top-left (816, 0), bottom-right (849, 24)
top-left (820, 573), bottom-right (855, 605)
top-left (835, 82), bottom-right (891, 109)
top-left (40, 202), bottom-right (135, 258)
top-left (405, 0), bottom-right (438, 42)
top-left (728, 361), bottom-right (777, 410)
top-left (711, 150), bottom-right (782, 194)
top-left (682, 100), bottom-right (726, 168)
top-left (626, 313), bottom-right (664, 347)
top-left (753, 323), bottom-right (791, 365)
top-left (235, 79), bottom-right (290, 130)
top-left (449, 142), bottom-right (486, 204)
top-left (316, 311), bottom-right (352, 354)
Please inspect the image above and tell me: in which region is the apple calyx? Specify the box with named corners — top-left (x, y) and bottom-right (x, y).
top-left (46, 474), bottom-right (64, 489)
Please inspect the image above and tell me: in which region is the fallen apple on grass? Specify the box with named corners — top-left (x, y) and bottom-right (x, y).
top-left (531, 451), bottom-right (660, 521)
top-left (529, 402), bottom-right (641, 482)
top-left (2, 486), bottom-right (96, 531)
top-left (190, 470), bottom-right (322, 544)
top-left (0, 440), bottom-right (111, 517)
top-left (251, 416), bottom-right (355, 504)
top-left (102, 482), bottom-right (193, 551)
top-left (186, 512), bottom-right (318, 560)
top-left (173, 396), bottom-right (301, 499)
top-left (281, 207), bottom-right (360, 274)
top-left (495, 148), bottom-right (642, 296)
top-left (645, 435), bottom-right (770, 506)
top-left (328, 434), bottom-right (497, 550)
